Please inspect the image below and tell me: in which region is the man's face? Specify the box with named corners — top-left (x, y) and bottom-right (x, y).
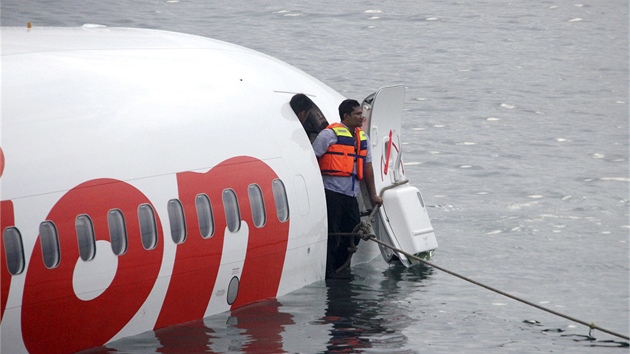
top-left (345, 106), bottom-right (364, 129)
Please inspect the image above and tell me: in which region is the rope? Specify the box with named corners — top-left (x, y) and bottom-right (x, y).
top-left (330, 221), bottom-right (372, 274)
top-left (329, 229), bottom-right (630, 341)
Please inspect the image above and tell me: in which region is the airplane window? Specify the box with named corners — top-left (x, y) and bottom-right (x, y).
top-left (3, 227), bottom-right (25, 275)
top-left (248, 184), bottom-right (266, 228)
top-left (167, 199), bottom-right (186, 244)
top-left (76, 215), bottom-right (96, 261)
top-left (39, 221), bottom-right (60, 269)
top-left (108, 209), bottom-right (128, 255)
top-left (271, 179), bottom-right (289, 223)
top-left (223, 189), bottom-right (241, 233)
top-left (138, 204), bottom-right (158, 250)
top-left (195, 194), bottom-right (214, 238)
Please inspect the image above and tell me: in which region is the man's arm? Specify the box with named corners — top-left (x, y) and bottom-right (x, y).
top-left (312, 129), bottom-right (335, 157)
top-left (364, 162), bottom-right (383, 206)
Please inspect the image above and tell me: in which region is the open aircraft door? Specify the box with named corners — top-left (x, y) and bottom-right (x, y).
top-left (360, 85), bottom-right (438, 267)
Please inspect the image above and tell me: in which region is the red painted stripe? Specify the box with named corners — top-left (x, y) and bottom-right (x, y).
top-left (0, 200), bottom-right (15, 322)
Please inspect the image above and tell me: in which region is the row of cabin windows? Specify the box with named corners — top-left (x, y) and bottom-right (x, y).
top-left (2, 179), bottom-right (290, 276)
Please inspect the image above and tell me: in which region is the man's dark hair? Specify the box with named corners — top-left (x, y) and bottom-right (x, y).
top-left (290, 93), bottom-right (314, 115)
top-left (338, 99), bottom-right (360, 120)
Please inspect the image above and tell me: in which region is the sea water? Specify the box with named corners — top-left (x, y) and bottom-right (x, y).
top-left (2, 0), bottom-right (628, 352)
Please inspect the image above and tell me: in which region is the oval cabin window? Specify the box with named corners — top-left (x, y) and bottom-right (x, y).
top-left (108, 209), bottom-right (128, 256)
top-left (223, 189), bottom-right (241, 233)
top-left (248, 184), bottom-right (266, 228)
top-left (138, 204), bottom-right (158, 250)
top-left (195, 194), bottom-right (214, 238)
top-left (39, 221), bottom-right (60, 269)
top-left (167, 199), bottom-right (187, 244)
top-left (76, 214), bottom-right (96, 261)
top-left (3, 227), bottom-right (25, 275)
top-left (272, 179), bottom-right (289, 223)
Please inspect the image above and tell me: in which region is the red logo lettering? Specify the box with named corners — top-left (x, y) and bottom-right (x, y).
top-left (22, 179), bottom-right (163, 354)
top-left (155, 156), bottom-right (289, 327)
top-left (0, 200), bottom-right (15, 322)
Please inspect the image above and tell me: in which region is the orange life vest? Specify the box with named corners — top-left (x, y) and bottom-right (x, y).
top-left (318, 123), bottom-right (368, 180)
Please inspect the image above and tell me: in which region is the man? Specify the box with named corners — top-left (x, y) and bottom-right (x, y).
top-left (290, 93), bottom-right (323, 143)
top-left (312, 99), bottom-right (383, 279)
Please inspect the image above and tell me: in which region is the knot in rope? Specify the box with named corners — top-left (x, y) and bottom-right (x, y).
top-left (352, 221), bottom-right (373, 241)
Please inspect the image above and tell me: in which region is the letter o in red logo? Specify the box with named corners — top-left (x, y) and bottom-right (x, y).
top-left (22, 179), bottom-right (163, 354)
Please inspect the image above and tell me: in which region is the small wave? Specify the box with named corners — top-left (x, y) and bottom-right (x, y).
top-left (360, 332), bottom-right (407, 344)
top-left (500, 103), bottom-right (515, 109)
top-left (543, 328), bottom-right (565, 333)
top-left (569, 18), bottom-right (583, 22)
top-left (527, 195), bottom-right (544, 199)
top-left (600, 177), bottom-right (629, 182)
top-left (508, 203), bottom-right (534, 210)
top-left (364, 9), bottom-right (382, 13)
top-left (429, 203), bottom-right (455, 211)
top-left (486, 117), bottom-right (500, 121)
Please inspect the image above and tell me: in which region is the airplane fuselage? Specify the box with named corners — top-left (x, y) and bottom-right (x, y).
top-left (1, 26), bottom-right (353, 353)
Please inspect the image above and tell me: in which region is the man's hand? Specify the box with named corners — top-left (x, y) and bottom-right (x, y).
top-left (371, 194), bottom-right (383, 206)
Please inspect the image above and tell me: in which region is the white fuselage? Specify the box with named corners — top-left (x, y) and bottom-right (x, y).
top-left (0, 26), bottom-right (373, 353)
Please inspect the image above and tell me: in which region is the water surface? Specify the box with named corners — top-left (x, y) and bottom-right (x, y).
top-left (3, 0), bottom-right (628, 352)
